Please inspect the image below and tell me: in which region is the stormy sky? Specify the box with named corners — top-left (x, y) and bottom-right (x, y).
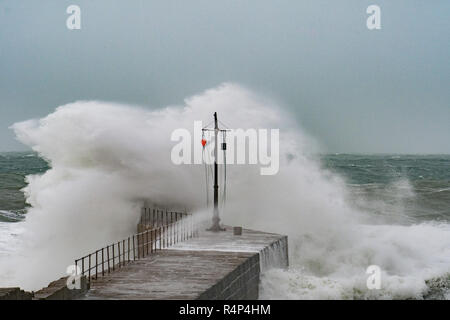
top-left (0, 0), bottom-right (449, 153)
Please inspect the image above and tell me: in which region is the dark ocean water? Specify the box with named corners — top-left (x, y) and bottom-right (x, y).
top-left (1, 152), bottom-right (448, 224)
top-left (0, 152), bottom-right (49, 221)
top-left (322, 154), bottom-right (450, 224)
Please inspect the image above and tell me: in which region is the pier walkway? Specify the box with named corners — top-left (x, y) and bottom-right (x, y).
top-left (83, 227), bottom-right (287, 300)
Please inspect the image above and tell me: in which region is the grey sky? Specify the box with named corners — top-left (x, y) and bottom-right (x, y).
top-left (0, 0), bottom-right (449, 153)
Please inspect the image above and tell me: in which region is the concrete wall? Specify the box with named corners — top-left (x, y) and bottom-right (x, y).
top-left (197, 253), bottom-right (260, 300)
top-left (33, 276), bottom-right (89, 300)
top-left (197, 234), bottom-right (288, 300)
top-left (0, 288), bottom-right (33, 300)
top-left (259, 235), bottom-right (289, 272)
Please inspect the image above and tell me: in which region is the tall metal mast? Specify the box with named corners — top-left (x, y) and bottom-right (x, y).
top-left (204, 112), bottom-right (226, 232)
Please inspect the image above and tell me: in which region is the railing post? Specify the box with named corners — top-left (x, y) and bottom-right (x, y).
top-left (173, 214), bottom-right (176, 244)
top-left (170, 212), bottom-right (173, 246)
top-left (88, 254), bottom-right (91, 281)
top-left (182, 217), bottom-right (185, 241)
top-left (161, 225), bottom-right (163, 249)
top-left (128, 237), bottom-right (130, 263)
top-left (146, 230), bottom-right (149, 255)
top-left (139, 232), bottom-right (142, 257)
top-left (164, 225), bottom-right (166, 248)
top-left (144, 232), bottom-right (146, 256)
top-left (82, 258), bottom-right (85, 277)
top-left (122, 239), bottom-right (125, 265)
top-left (107, 245), bottom-right (110, 273)
top-left (141, 232), bottom-right (144, 257)
top-left (132, 235), bottom-right (136, 260)
top-left (112, 245), bottom-right (115, 271)
top-left (102, 248), bottom-right (105, 276)
top-left (137, 234), bottom-right (141, 259)
top-left (95, 250), bottom-right (98, 280)
top-left (188, 214), bottom-right (191, 238)
top-left (118, 242), bottom-right (121, 267)
top-left (177, 215), bottom-right (180, 243)
top-left (151, 229), bottom-right (154, 252)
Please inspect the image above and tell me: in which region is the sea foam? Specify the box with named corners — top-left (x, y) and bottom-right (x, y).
top-left (1, 83), bottom-right (449, 298)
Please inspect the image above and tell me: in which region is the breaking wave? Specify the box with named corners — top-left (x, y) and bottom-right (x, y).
top-left (0, 83), bottom-right (448, 298)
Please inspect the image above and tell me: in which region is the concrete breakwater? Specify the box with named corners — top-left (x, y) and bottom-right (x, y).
top-left (1, 208), bottom-right (288, 300)
top-left (83, 227), bottom-right (288, 300)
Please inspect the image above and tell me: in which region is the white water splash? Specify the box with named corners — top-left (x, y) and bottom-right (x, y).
top-left (1, 83), bottom-right (449, 298)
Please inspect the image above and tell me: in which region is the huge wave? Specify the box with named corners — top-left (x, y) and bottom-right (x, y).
top-left (1, 83), bottom-right (449, 297)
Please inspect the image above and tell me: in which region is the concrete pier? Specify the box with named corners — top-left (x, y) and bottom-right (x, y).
top-left (0, 288), bottom-right (33, 300)
top-left (83, 227), bottom-right (288, 300)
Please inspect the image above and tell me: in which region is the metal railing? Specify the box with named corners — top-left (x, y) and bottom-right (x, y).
top-left (74, 209), bottom-right (197, 282)
top-left (140, 207), bottom-right (190, 228)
